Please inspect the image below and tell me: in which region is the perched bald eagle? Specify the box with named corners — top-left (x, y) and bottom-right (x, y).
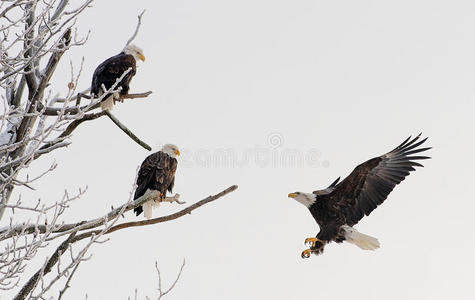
top-left (133, 144), bottom-right (180, 219)
top-left (288, 134), bottom-right (431, 258)
top-left (91, 44), bottom-right (145, 111)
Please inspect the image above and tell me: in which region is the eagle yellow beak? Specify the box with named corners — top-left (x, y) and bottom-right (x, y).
top-left (138, 54), bottom-right (146, 62)
top-left (174, 149), bottom-right (181, 156)
top-left (288, 193), bottom-right (297, 198)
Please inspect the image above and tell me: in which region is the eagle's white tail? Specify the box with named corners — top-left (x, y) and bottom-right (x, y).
top-left (142, 200), bottom-right (160, 220)
top-left (100, 95), bottom-right (114, 111)
top-left (341, 225), bottom-right (380, 251)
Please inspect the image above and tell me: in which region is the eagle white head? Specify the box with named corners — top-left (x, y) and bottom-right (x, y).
top-left (288, 192), bottom-right (316, 208)
top-left (124, 44), bottom-right (146, 62)
top-left (161, 144), bottom-right (181, 158)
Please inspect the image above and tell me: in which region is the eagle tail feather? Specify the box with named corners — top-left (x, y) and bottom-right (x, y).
top-left (341, 225), bottom-right (380, 251)
top-left (142, 200), bottom-right (160, 220)
top-left (100, 95), bottom-right (114, 111)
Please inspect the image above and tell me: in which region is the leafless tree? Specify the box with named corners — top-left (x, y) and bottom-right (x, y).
top-left (0, 1), bottom-right (238, 299)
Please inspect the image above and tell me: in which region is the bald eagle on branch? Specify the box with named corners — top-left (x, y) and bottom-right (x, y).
top-left (288, 134), bottom-right (431, 258)
top-left (133, 144), bottom-right (183, 219)
top-left (91, 44), bottom-right (145, 111)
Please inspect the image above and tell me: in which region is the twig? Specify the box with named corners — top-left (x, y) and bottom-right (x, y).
top-left (57, 261), bottom-right (81, 300)
top-left (54, 87), bottom-right (90, 102)
top-left (156, 259), bottom-right (185, 300)
top-left (105, 111), bottom-right (151, 151)
top-left (0, 0), bottom-right (23, 19)
top-left (125, 10), bottom-right (145, 47)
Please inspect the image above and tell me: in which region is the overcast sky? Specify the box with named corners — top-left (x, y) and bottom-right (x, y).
top-left (4, 0), bottom-right (475, 299)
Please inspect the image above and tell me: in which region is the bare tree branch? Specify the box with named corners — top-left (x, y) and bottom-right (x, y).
top-left (38, 111), bottom-right (107, 151)
top-left (125, 10), bottom-right (145, 47)
top-left (57, 255), bottom-right (82, 300)
top-left (41, 91), bottom-right (152, 116)
top-left (0, 185), bottom-right (238, 241)
top-left (154, 259), bottom-right (185, 300)
top-left (73, 185), bottom-right (238, 241)
top-left (105, 111), bottom-right (152, 151)
top-left (0, 0), bottom-right (24, 19)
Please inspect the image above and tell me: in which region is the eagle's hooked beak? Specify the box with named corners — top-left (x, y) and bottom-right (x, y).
top-left (174, 149), bottom-right (181, 156)
top-left (288, 193), bottom-right (297, 198)
top-left (138, 54), bottom-right (146, 62)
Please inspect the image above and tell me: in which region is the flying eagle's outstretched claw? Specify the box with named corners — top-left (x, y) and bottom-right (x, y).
top-left (304, 237), bottom-right (323, 248)
top-left (302, 238), bottom-right (326, 258)
top-left (301, 249), bottom-right (312, 259)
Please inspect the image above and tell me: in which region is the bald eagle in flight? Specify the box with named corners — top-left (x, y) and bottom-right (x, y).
top-left (133, 144), bottom-right (181, 219)
top-left (288, 134), bottom-right (431, 258)
top-left (91, 44), bottom-right (145, 111)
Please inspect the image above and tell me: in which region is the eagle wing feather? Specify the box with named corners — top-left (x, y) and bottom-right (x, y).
top-left (134, 152), bottom-right (159, 200)
top-left (91, 53), bottom-right (136, 97)
top-left (327, 134), bottom-right (431, 226)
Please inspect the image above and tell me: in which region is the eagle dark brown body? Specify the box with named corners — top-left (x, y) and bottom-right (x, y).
top-left (133, 151), bottom-right (178, 216)
top-left (91, 53), bottom-right (136, 100)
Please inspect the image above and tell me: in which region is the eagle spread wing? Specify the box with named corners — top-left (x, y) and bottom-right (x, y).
top-left (327, 134), bottom-right (430, 226)
top-left (133, 151), bottom-right (178, 216)
top-left (91, 53), bottom-right (136, 98)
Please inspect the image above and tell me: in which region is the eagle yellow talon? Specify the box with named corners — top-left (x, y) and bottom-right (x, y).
top-left (153, 191), bottom-right (165, 202)
top-left (305, 237), bottom-right (322, 247)
top-left (301, 249), bottom-right (312, 259)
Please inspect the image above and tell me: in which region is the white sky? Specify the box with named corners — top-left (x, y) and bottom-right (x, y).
top-left (4, 0), bottom-right (475, 299)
